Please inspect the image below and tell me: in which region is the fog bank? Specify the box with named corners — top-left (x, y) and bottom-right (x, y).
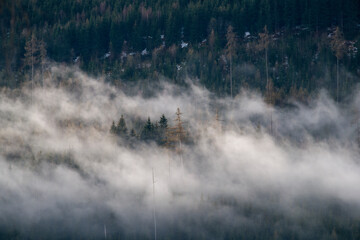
top-left (0, 66), bottom-right (360, 239)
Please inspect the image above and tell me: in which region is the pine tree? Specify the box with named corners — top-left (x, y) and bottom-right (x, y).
top-left (116, 115), bottom-right (128, 137)
top-left (128, 128), bottom-right (138, 148)
top-left (165, 108), bottom-right (188, 168)
top-left (258, 26), bottom-right (270, 101)
top-left (110, 121), bottom-right (117, 134)
top-left (130, 128), bottom-right (137, 137)
top-left (158, 114), bottom-right (168, 145)
top-left (24, 33), bottom-right (40, 101)
top-left (209, 29), bottom-right (216, 50)
top-left (141, 117), bottom-right (155, 141)
top-left (330, 27), bottom-right (346, 102)
top-left (352, 108), bottom-right (360, 149)
top-left (214, 109), bottom-right (222, 131)
top-left (39, 39), bottom-right (47, 85)
top-left (225, 25), bottom-right (237, 98)
top-left (165, 108), bottom-right (187, 150)
top-left (159, 114), bottom-right (168, 129)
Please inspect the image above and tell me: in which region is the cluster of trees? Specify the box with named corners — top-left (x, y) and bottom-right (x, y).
top-left (0, 0), bottom-right (359, 101)
top-left (110, 108), bottom-right (188, 150)
top-left (23, 33), bottom-right (48, 88)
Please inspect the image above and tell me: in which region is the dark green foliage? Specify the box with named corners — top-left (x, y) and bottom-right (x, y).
top-left (157, 114), bottom-right (168, 145)
top-left (130, 128), bottom-right (136, 138)
top-left (1, 0), bottom-right (359, 100)
top-left (110, 115), bottom-right (128, 138)
top-left (159, 114), bottom-right (168, 129)
top-left (112, 114), bottom-right (169, 144)
top-left (140, 117), bottom-right (155, 141)
top-left (116, 115), bottom-right (128, 137)
top-left (110, 120), bottom-right (117, 134)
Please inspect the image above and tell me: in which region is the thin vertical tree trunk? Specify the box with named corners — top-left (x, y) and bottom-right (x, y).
top-left (152, 168), bottom-right (157, 240)
top-left (179, 139), bottom-right (183, 169)
top-left (230, 55), bottom-right (233, 98)
top-left (270, 111), bottom-right (273, 135)
top-left (265, 47), bottom-right (269, 99)
top-left (357, 121), bottom-right (360, 149)
top-left (31, 46), bottom-right (34, 105)
top-left (337, 57), bottom-right (339, 102)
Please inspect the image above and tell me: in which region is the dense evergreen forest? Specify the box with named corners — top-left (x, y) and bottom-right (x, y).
top-left (1, 0), bottom-right (360, 100)
top-left (2, 2), bottom-right (360, 238)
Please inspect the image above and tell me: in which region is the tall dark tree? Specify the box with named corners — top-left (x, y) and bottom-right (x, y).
top-left (116, 115), bottom-right (128, 137)
top-left (24, 33), bottom-right (40, 97)
top-left (110, 121), bottom-right (117, 134)
top-left (158, 114), bottom-right (168, 145)
top-left (130, 128), bottom-right (137, 137)
top-left (39, 39), bottom-right (47, 84)
top-left (330, 27), bottom-right (346, 102)
top-left (258, 26), bottom-right (270, 101)
top-left (225, 25), bottom-right (237, 98)
top-left (159, 114), bottom-right (168, 129)
top-left (141, 117), bottom-right (155, 141)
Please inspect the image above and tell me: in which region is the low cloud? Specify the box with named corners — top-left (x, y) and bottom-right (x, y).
top-left (0, 66), bottom-right (360, 239)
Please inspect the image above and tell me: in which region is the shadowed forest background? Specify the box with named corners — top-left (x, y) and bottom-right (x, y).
top-left (1, 0), bottom-right (360, 101)
top-left (1, 1), bottom-right (360, 240)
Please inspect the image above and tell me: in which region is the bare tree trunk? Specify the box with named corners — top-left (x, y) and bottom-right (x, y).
top-left (41, 62), bottom-right (44, 87)
top-left (179, 139), bottom-right (183, 169)
top-left (230, 55), bottom-right (233, 98)
top-left (31, 51), bottom-right (34, 105)
top-left (266, 47), bottom-right (273, 136)
top-left (265, 47), bottom-right (269, 98)
top-left (270, 111), bottom-right (273, 135)
top-left (336, 57), bottom-right (339, 102)
top-left (357, 121), bottom-right (360, 149)
top-left (152, 168), bottom-right (157, 240)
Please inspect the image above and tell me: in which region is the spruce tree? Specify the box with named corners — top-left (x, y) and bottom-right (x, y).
top-left (225, 25), bottom-right (237, 98)
top-left (330, 27), bottom-right (346, 102)
top-left (24, 33), bottom-right (40, 102)
top-left (130, 128), bottom-right (137, 137)
top-left (141, 117), bottom-right (155, 141)
top-left (116, 115), bottom-right (128, 137)
top-left (159, 114), bottom-right (168, 129)
top-left (258, 26), bottom-right (270, 101)
top-left (110, 121), bottom-right (117, 134)
top-left (39, 39), bottom-right (47, 84)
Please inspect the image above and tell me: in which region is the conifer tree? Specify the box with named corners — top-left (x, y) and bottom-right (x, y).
top-left (209, 29), bottom-right (216, 50)
top-left (159, 114), bottom-right (168, 129)
top-left (110, 121), bottom-right (117, 134)
top-left (128, 128), bottom-right (138, 148)
top-left (24, 33), bottom-right (40, 101)
top-left (214, 109), bottom-right (222, 131)
top-left (116, 115), bottom-right (128, 137)
top-left (258, 26), bottom-right (270, 101)
top-left (330, 27), bottom-right (346, 102)
top-left (225, 25), bottom-right (237, 98)
top-left (130, 128), bottom-right (137, 138)
top-left (141, 117), bottom-right (155, 141)
top-left (165, 108), bottom-right (187, 150)
top-left (158, 114), bottom-right (168, 145)
top-left (39, 39), bottom-right (47, 84)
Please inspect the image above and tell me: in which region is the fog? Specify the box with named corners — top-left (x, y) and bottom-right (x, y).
top-left (1, 66), bottom-right (360, 239)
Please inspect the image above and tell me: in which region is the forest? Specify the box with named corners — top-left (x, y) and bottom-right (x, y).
top-left (1, 0), bottom-right (360, 100)
top-left (1, 1), bottom-right (360, 240)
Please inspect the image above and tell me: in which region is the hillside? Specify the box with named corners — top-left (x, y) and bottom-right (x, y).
top-left (1, 0), bottom-right (360, 100)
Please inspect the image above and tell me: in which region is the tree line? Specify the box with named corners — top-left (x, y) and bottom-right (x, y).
top-left (110, 108), bottom-right (189, 151)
